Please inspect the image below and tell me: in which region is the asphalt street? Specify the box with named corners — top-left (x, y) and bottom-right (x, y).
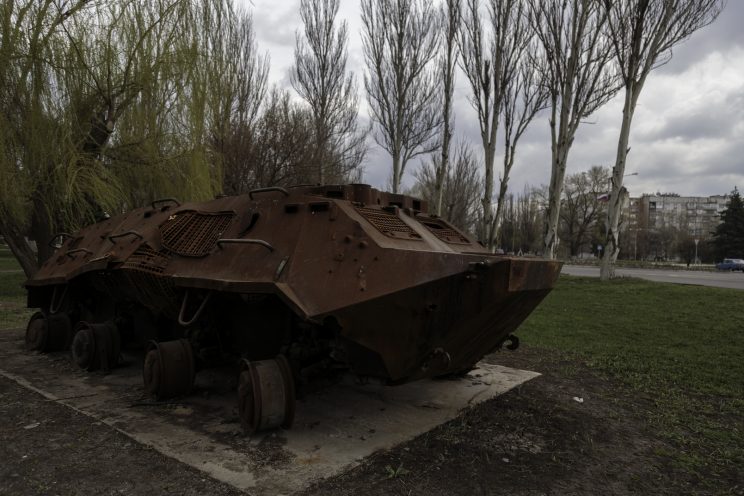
top-left (562, 265), bottom-right (744, 290)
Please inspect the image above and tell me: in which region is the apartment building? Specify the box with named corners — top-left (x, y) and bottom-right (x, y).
top-left (618, 193), bottom-right (729, 261)
top-left (630, 194), bottom-right (728, 237)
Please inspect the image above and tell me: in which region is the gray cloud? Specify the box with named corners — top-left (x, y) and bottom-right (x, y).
top-left (643, 90), bottom-right (744, 141)
top-left (252, 4), bottom-right (299, 48)
top-left (656, 1), bottom-right (744, 75)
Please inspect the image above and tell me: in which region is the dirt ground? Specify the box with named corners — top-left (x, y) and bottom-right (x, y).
top-left (1, 347), bottom-right (738, 496)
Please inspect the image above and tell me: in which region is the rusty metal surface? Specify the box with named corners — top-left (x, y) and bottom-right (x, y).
top-left (143, 339), bottom-right (195, 399)
top-left (24, 312), bottom-right (71, 352)
top-left (238, 356), bottom-right (295, 433)
top-left (160, 211), bottom-right (234, 257)
top-left (71, 321), bottom-right (121, 373)
top-left (26, 183), bottom-right (561, 386)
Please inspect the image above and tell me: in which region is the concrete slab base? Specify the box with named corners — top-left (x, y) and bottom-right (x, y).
top-left (0, 329), bottom-right (539, 495)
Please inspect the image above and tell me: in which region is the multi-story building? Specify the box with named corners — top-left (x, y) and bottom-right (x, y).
top-left (632, 194), bottom-right (728, 236)
top-left (622, 193), bottom-right (728, 261)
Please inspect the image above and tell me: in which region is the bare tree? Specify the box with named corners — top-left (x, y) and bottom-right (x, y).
top-left (498, 185), bottom-right (544, 254)
top-left (205, 2), bottom-right (269, 183)
top-left (599, 0), bottom-right (724, 279)
top-left (361, 0), bottom-right (442, 194)
top-left (458, 0), bottom-right (530, 249)
top-left (493, 41), bottom-right (548, 248)
top-left (527, 0), bottom-right (620, 259)
top-left (559, 166), bottom-right (610, 257)
top-left (223, 87), bottom-right (317, 194)
top-left (433, 0), bottom-right (461, 216)
top-left (414, 142), bottom-right (483, 234)
top-left (292, 0), bottom-right (367, 185)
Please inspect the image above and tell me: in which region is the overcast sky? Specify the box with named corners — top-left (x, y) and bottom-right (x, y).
top-left (242, 0), bottom-right (744, 198)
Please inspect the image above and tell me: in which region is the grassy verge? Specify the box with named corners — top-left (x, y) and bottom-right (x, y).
top-left (564, 258), bottom-right (717, 271)
top-left (0, 248), bottom-right (32, 330)
top-left (518, 275), bottom-right (743, 483)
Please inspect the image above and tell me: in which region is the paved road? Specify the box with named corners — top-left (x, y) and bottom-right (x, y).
top-left (562, 265), bottom-right (744, 290)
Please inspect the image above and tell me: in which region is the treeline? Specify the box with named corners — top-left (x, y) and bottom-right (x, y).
top-left (418, 165), bottom-right (610, 258)
top-left (0, 0), bottom-right (724, 278)
top-left (478, 170), bottom-right (740, 263)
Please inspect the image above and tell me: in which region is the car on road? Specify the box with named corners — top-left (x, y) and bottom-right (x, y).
top-left (715, 258), bottom-right (744, 271)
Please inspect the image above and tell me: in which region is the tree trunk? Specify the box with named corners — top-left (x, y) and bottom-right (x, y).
top-left (482, 146), bottom-right (495, 249)
top-left (493, 194), bottom-right (506, 250)
top-left (600, 84), bottom-right (638, 280)
top-left (435, 117), bottom-right (451, 216)
top-left (392, 153), bottom-right (401, 194)
top-left (0, 215), bottom-right (38, 278)
top-left (493, 174), bottom-right (509, 250)
top-left (543, 142), bottom-right (570, 259)
top-left (30, 196), bottom-right (54, 267)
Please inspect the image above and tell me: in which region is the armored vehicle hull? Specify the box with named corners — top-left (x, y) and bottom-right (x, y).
top-left (25, 184), bottom-right (561, 432)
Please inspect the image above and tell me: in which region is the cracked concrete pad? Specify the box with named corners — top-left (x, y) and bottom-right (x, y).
top-left (0, 329), bottom-right (539, 495)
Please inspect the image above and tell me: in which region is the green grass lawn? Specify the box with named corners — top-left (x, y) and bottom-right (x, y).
top-left (518, 275), bottom-right (744, 481)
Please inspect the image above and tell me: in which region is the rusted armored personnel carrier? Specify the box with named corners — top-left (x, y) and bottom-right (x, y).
top-left (25, 184), bottom-right (561, 432)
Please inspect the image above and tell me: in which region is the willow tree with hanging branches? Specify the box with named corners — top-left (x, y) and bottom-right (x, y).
top-left (0, 0), bottom-right (268, 277)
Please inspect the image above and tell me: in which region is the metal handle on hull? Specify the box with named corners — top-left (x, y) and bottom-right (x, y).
top-left (216, 238), bottom-right (274, 253)
top-left (151, 198), bottom-right (181, 209)
top-left (65, 248), bottom-right (93, 259)
top-left (248, 187), bottom-right (289, 200)
top-left (108, 231), bottom-right (144, 243)
top-left (178, 291), bottom-right (212, 327)
top-left (49, 285), bottom-right (69, 315)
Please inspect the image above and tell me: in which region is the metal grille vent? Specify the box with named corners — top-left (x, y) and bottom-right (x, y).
top-left (420, 221), bottom-right (471, 245)
top-left (160, 211), bottom-right (234, 257)
top-left (356, 207), bottom-right (422, 240)
top-left (120, 245), bottom-right (176, 307)
top-left (122, 270), bottom-right (177, 306)
top-left (122, 245), bottom-right (170, 275)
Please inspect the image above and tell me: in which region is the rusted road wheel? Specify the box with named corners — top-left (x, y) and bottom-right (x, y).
top-left (238, 355), bottom-right (295, 434)
top-left (71, 321), bottom-right (121, 373)
top-left (143, 339), bottom-right (195, 399)
top-left (25, 312), bottom-right (72, 352)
